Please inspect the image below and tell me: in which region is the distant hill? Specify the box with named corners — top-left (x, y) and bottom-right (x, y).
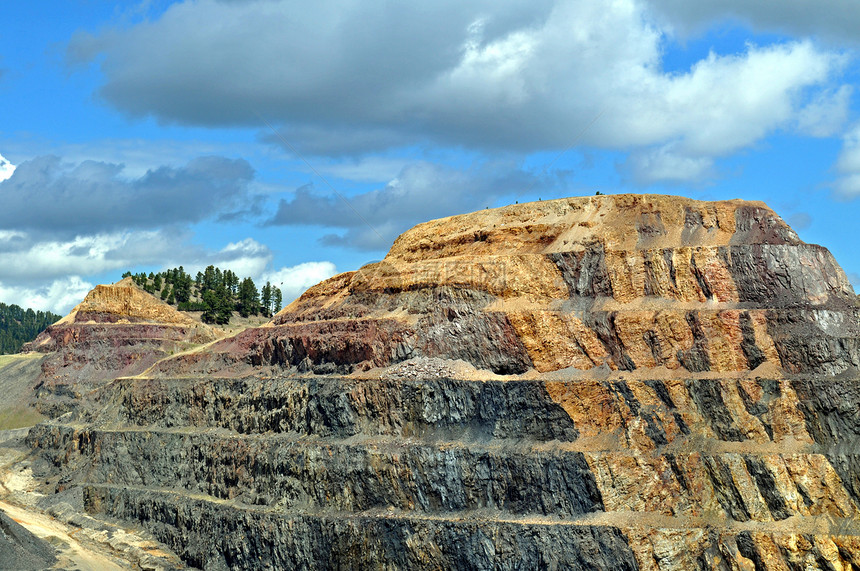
top-left (0, 303), bottom-right (61, 354)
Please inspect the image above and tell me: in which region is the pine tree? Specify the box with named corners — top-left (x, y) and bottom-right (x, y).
top-left (225, 270), bottom-right (240, 296)
top-left (237, 277), bottom-right (260, 318)
top-left (216, 292), bottom-right (232, 324)
top-left (174, 270), bottom-right (192, 303)
top-left (201, 286), bottom-right (232, 325)
top-left (202, 265), bottom-right (218, 292)
top-left (0, 303), bottom-right (62, 354)
top-left (201, 290), bottom-right (218, 324)
top-left (261, 282), bottom-right (272, 317)
top-left (273, 287), bottom-right (283, 313)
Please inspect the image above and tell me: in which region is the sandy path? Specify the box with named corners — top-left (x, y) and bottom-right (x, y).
top-left (0, 499), bottom-right (126, 570)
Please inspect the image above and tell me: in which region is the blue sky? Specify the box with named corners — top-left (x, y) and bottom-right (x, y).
top-left (3, 0), bottom-right (860, 313)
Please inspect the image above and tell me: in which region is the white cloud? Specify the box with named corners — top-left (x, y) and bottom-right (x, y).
top-left (642, 42), bottom-right (842, 155)
top-left (837, 125), bottom-right (860, 171)
top-left (261, 261), bottom-right (338, 305)
top-left (795, 85), bottom-right (853, 137)
top-left (0, 233), bottom-right (137, 281)
top-left (0, 230), bottom-right (204, 282)
top-left (832, 124), bottom-right (860, 198)
top-left (0, 276), bottom-right (94, 315)
top-left (193, 238), bottom-right (274, 280)
top-left (0, 229), bottom-right (276, 296)
top-left (69, 0), bottom-right (847, 183)
top-left (835, 173), bottom-right (860, 198)
top-left (0, 153), bottom-right (14, 182)
top-left (0, 227), bottom-right (322, 314)
top-left (625, 145), bottom-right (714, 185)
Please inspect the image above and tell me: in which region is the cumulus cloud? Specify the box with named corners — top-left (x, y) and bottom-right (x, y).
top-left (267, 161), bottom-right (550, 250)
top-left (0, 231), bottom-right (169, 282)
top-left (185, 238), bottom-right (274, 280)
top-left (0, 155), bottom-right (254, 236)
top-left (624, 145), bottom-right (715, 185)
top-left (834, 124), bottom-right (860, 198)
top-left (795, 86), bottom-right (853, 137)
top-left (0, 150), bottom-right (322, 313)
top-left (0, 153), bottom-right (14, 182)
top-left (68, 0), bottom-right (565, 129)
top-left (261, 261), bottom-right (338, 305)
top-left (0, 276), bottom-right (94, 315)
top-left (0, 224), bottom-right (187, 313)
top-left (0, 230), bottom-right (290, 314)
top-left (0, 228), bottom-right (270, 287)
top-left (68, 0), bottom-right (846, 183)
top-left (0, 228), bottom-right (223, 284)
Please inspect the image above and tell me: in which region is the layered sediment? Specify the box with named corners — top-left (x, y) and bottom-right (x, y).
top-left (23, 277), bottom-right (218, 417)
top-left (163, 194), bottom-right (856, 378)
top-left (12, 195), bottom-right (860, 569)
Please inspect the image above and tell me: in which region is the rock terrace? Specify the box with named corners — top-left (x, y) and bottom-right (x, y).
top-left (5, 194), bottom-right (860, 569)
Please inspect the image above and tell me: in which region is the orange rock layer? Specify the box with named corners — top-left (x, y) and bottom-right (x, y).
top-left (200, 194), bottom-right (858, 377)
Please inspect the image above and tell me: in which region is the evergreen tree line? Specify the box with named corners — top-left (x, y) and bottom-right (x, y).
top-left (0, 303), bottom-right (61, 354)
top-left (123, 266), bottom-right (283, 325)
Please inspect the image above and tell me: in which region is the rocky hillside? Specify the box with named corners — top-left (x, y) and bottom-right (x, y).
top-left (6, 194), bottom-right (860, 569)
top-left (162, 194), bottom-right (856, 378)
top-left (23, 277), bottom-right (218, 417)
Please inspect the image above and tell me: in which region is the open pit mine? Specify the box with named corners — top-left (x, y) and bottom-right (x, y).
top-left (2, 193), bottom-right (860, 569)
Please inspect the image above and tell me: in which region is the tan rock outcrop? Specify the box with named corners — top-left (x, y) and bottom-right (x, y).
top-left (57, 277), bottom-right (201, 326)
top-left (193, 194), bottom-right (853, 378)
top-left (23, 278), bottom-right (217, 417)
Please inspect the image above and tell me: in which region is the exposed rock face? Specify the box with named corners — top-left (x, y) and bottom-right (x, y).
top-left (14, 195), bottom-right (860, 569)
top-left (23, 277), bottom-right (218, 417)
top-left (163, 194), bottom-right (856, 378)
top-left (53, 278), bottom-right (206, 326)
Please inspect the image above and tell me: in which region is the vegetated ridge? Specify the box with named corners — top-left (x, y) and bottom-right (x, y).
top-left (4, 193), bottom-right (860, 570)
top-left (123, 265), bottom-right (282, 325)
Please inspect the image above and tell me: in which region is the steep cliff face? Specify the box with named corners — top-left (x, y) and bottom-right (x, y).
top-left (23, 278), bottom-right (218, 417)
top-left (14, 195), bottom-right (860, 569)
top-left (163, 194), bottom-right (856, 378)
